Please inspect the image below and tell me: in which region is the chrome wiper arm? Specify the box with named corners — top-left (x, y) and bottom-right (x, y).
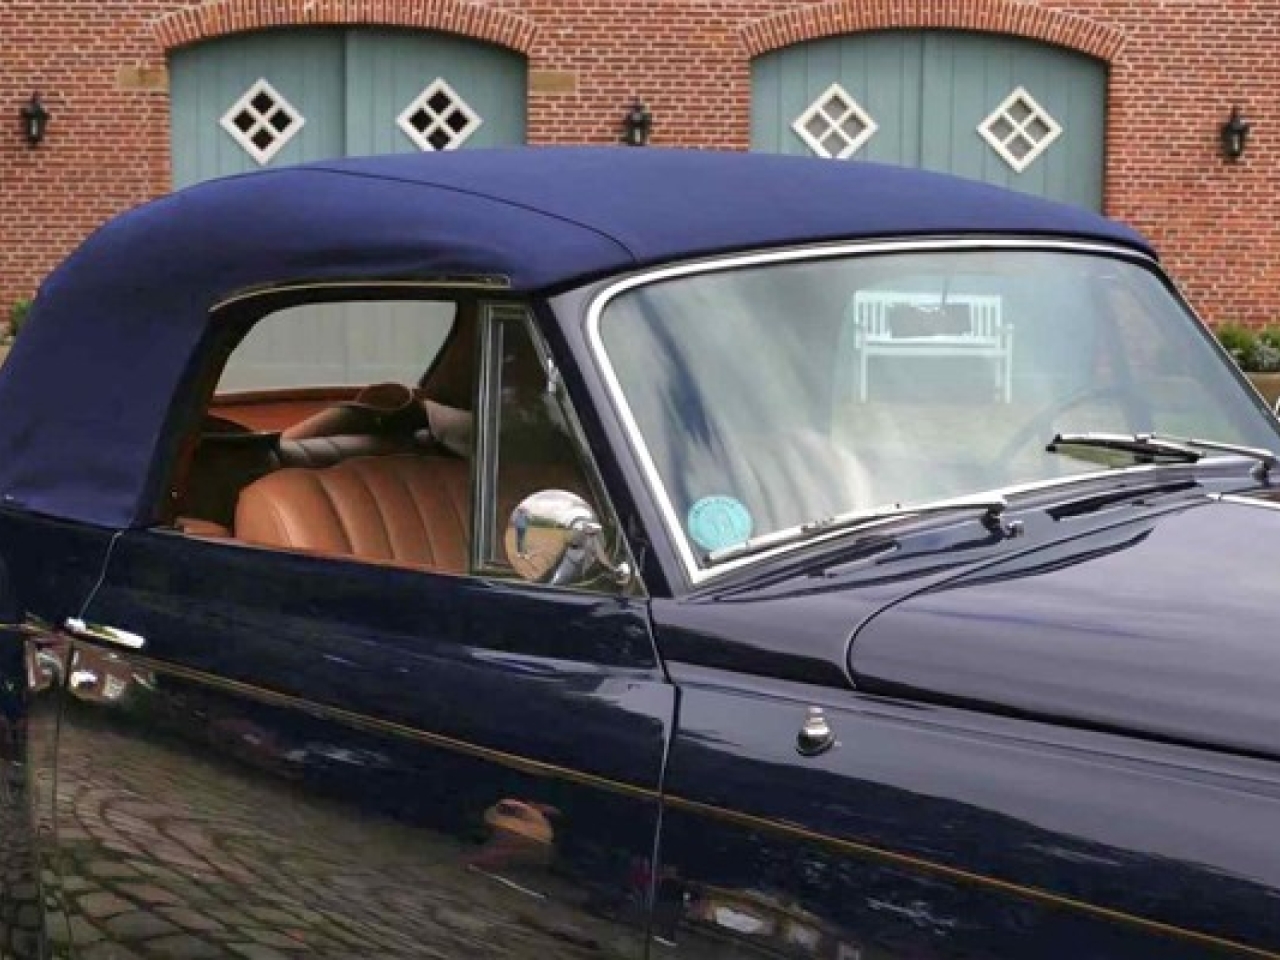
top-left (1049, 431), bottom-right (1278, 478)
top-left (706, 493), bottom-right (1010, 565)
top-left (1148, 433), bottom-right (1278, 478)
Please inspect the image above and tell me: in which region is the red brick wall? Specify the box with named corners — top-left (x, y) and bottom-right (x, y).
top-left (0, 0), bottom-right (1272, 325)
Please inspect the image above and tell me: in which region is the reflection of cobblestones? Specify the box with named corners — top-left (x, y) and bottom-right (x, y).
top-left (53, 715), bottom-right (643, 959)
top-left (0, 758), bottom-right (45, 959)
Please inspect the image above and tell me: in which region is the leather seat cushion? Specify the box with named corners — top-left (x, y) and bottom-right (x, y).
top-left (235, 454), bottom-right (470, 573)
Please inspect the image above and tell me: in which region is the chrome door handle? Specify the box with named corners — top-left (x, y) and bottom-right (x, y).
top-left (796, 706), bottom-right (837, 757)
top-left (63, 618), bottom-right (146, 651)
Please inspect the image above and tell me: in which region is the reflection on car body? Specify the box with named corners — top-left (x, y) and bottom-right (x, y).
top-left (0, 148), bottom-right (1278, 958)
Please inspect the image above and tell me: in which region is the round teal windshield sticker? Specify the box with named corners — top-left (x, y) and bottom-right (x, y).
top-left (687, 496), bottom-right (753, 553)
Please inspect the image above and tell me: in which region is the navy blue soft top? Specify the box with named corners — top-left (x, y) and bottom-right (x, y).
top-left (0, 147), bottom-right (1153, 526)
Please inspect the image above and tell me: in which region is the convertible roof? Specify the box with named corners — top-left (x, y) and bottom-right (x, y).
top-left (0, 147), bottom-right (1153, 527)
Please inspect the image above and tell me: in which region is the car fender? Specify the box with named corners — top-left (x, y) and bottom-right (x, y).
top-left (0, 548), bottom-right (65, 958)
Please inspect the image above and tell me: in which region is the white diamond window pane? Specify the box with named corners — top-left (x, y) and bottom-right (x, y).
top-left (397, 79), bottom-right (482, 152)
top-left (793, 83), bottom-right (878, 160)
top-left (839, 116), bottom-right (867, 141)
top-left (978, 86), bottom-right (1063, 174)
top-left (219, 79), bottom-right (305, 166)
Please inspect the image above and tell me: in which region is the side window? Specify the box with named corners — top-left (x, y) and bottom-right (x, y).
top-left (173, 292), bottom-right (630, 593)
top-left (172, 294), bottom-right (471, 561)
top-left (218, 300), bottom-right (456, 392)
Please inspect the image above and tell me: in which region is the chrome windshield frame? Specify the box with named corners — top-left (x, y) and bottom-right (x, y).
top-left (584, 236), bottom-right (1165, 587)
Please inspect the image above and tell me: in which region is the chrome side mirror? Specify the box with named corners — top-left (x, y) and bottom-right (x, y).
top-left (506, 490), bottom-right (632, 588)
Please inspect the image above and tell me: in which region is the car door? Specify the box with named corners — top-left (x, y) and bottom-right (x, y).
top-left (49, 299), bottom-right (672, 959)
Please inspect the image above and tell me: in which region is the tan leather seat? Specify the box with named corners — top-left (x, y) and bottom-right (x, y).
top-left (235, 454), bottom-right (471, 574)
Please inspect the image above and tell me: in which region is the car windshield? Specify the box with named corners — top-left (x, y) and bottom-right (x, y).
top-left (595, 246), bottom-right (1280, 568)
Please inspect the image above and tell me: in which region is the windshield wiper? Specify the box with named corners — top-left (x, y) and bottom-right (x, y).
top-left (1049, 432), bottom-right (1278, 479)
top-left (706, 493), bottom-right (1011, 565)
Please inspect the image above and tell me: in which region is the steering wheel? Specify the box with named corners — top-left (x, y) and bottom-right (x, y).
top-left (994, 385), bottom-right (1136, 471)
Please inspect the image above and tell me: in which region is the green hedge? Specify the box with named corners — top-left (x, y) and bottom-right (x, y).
top-left (5, 299), bottom-right (31, 342)
top-left (1215, 324), bottom-right (1280, 373)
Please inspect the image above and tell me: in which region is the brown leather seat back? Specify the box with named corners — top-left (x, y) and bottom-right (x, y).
top-left (235, 454), bottom-right (471, 574)
top-left (275, 433), bottom-right (426, 468)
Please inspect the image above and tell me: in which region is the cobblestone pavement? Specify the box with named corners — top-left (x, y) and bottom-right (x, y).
top-left (46, 714), bottom-right (648, 960)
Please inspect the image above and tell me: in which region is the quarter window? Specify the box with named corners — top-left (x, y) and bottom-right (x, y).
top-left (476, 308), bottom-right (620, 590)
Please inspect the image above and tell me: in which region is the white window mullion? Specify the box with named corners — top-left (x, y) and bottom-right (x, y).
top-left (793, 83), bottom-right (878, 160)
top-left (978, 87), bottom-right (1063, 174)
top-left (397, 79), bottom-right (482, 152)
top-left (219, 79), bottom-right (305, 166)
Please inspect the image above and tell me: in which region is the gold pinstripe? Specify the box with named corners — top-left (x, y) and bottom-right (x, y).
top-left (8, 628), bottom-right (1276, 960)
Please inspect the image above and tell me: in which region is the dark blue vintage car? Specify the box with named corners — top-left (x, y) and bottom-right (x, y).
top-left (1, 147), bottom-right (1279, 960)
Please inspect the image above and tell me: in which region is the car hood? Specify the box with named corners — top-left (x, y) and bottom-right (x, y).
top-left (850, 492), bottom-right (1280, 758)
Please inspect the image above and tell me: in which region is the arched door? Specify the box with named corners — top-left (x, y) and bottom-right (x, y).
top-left (752, 30), bottom-right (1106, 210)
top-left (168, 28), bottom-right (527, 384)
top-left (170, 28), bottom-right (527, 187)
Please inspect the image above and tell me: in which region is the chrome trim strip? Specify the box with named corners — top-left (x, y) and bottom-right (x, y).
top-left (211, 277), bottom-right (512, 312)
top-left (63, 617), bottom-right (146, 650)
top-left (1216, 493), bottom-right (1280, 511)
top-left (583, 238), bottom-right (1162, 586)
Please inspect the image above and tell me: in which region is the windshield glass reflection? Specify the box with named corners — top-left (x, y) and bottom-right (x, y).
top-left (597, 249), bottom-right (1280, 568)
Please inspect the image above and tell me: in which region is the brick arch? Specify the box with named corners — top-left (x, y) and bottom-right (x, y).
top-left (152, 0), bottom-right (537, 55)
top-left (740, 0), bottom-right (1125, 63)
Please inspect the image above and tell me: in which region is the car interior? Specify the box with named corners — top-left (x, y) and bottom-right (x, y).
top-left (164, 294), bottom-right (599, 579)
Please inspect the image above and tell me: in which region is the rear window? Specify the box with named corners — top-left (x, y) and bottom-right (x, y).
top-left (217, 300), bottom-right (457, 393)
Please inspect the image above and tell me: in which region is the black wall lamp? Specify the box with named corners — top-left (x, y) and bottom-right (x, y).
top-left (1221, 106), bottom-right (1251, 161)
top-left (622, 98), bottom-right (652, 147)
top-left (20, 93), bottom-right (49, 148)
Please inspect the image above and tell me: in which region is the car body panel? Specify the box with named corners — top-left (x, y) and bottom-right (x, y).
top-left (0, 509), bottom-right (117, 957)
top-left (652, 663), bottom-right (1280, 958)
top-left (851, 494), bottom-right (1280, 758)
top-left (48, 528), bottom-right (672, 957)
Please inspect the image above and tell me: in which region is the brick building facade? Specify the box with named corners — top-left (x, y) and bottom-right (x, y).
top-left (0, 0), bottom-right (1272, 326)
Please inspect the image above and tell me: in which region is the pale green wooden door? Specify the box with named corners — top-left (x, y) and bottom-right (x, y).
top-left (170, 28), bottom-right (527, 188)
top-left (751, 31), bottom-right (1105, 210)
top-left (169, 29), bottom-right (527, 389)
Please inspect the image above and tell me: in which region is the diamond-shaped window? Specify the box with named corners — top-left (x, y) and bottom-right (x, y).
top-left (792, 83), bottom-right (878, 160)
top-left (978, 87), bottom-right (1063, 173)
top-left (397, 79), bottom-right (482, 152)
top-left (220, 79), bottom-right (305, 166)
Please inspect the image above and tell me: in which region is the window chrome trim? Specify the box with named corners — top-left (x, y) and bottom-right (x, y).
top-left (584, 236), bottom-right (1160, 587)
top-left (211, 277), bottom-right (511, 313)
top-left (473, 303), bottom-right (510, 569)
